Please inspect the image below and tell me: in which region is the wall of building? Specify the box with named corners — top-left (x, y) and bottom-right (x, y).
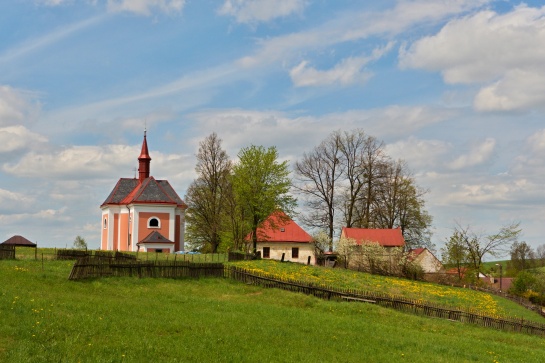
top-left (256, 242), bottom-right (315, 265)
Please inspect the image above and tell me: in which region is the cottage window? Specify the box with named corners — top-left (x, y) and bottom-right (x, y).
top-left (292, 247), bottom-right (299, 259)
top-left (148, 217), bottom-right (160, 228)
top-left (263, 247), bottom-right (270, 258)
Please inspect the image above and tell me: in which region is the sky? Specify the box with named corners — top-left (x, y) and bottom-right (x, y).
top-left (1, 0), bottom-right (545, 256)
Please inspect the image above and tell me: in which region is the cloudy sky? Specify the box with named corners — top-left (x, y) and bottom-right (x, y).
top-left (1, 0), bottom-right (544, 255)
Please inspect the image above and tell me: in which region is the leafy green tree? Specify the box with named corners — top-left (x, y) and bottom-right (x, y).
top-left (232, 145), bottom-right (296, 253)
top-left (510, 241), bottom-right (535, 272)
top-left (73, 235), bottom-right (87, 250)
top-left (441, 230), bottom-right (469, 280)
top-left (185, 133), bottom-right (232, 253)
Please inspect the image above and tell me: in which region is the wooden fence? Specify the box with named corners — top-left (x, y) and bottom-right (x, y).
top-left (56, 248), bottom-right (90, 260)
top-left (0, 244), bottom-right (15, 260)
top-left (227, 266), bottom-right (545, 337)
top-left (69, 257), bottom-right (225, 280)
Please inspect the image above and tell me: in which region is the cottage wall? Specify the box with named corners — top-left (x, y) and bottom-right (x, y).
top-left (256, 242), bottom-right (315, 265)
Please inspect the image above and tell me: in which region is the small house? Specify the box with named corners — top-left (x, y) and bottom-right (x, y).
top-left (408, 248), bottom-right (443, 273)
top-left (253, 211), bottom-right (315, 265)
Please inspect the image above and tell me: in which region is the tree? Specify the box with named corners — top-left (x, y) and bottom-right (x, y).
top-left (536, 244), bottom-right (545, 267)
top-left (510, 241), bottom-right (535, 272)
top-left (455, 222), bottom-right (522, 275)
top-left (441, 230), bottom-right (469, 280)
top-left (184, 133), bottom-right (232, 252)
top-left (232, 145), bottom-right (296, 253)
top-left (73, 235), bottom-right (87, 250)
top-left (294, 131), bottom-right (343, 250)
top-left (372, 160), bottom-right (433, 250)
top-left (295, 129), bottom-right (433, 251)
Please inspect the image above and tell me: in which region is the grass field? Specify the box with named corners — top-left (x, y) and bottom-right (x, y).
top-left (2, 257), bottom-right (545, 362)
top-left (231, 260), bottom-right (545, 322)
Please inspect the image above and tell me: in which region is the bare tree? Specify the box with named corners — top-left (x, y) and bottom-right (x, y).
top-left (456, 222), bottom-right (522, 275)
top-left (184, 133), bottom-right (232, 253)
top-left (294, 132), bottom-right (343, 251)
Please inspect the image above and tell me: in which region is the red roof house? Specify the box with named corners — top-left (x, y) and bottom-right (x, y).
top-left (340, 227), bottom-right (405, 248)
top-left (251, 211), bottom-right (315, 264)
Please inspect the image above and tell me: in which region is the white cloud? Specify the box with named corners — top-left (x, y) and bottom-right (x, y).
top-left (2, 145), bottom-right (138, 179)
top-left (2, 143), bottom-right (192, 183)
top-left (219, 0), bottom-right (307, 24)
top-left (449, 138), bottom-right (495, 170)
top-left (290, 42), bottom-right (394, 87)
top-left (0, 126), bottom-right (47, 153)
top-left (36, 0), bottom-right (70, 5)
top-left (107, 0), bottom-right (185, 16)
top-left (400, 4), bottom-right (545, 111)
top-left (0, 207), bottom-right (71, 225)
top-left (0, 17), bottom-right (104, 65)
top-left (239, 0), bottom-right (488, 67)
top-left (189, 105), bottom-right (453, 160)
top-left (0, 86), bottom-right (40, 126)
top-left (0, 189), bottom-right (34, 213)
top-left (386, 137), bottom-right (451, 169)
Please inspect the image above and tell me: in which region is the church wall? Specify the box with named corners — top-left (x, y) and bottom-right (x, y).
top-left (137, 211), bottom-right (170, 243)
top-left (175, 214), bottom-right (181, 251)
top-left (101, 214), bottom-right (109, 250)
top-left (119, 213), bottom-right (129, 252)
top-left (113, 214), bottom-right (119, 251)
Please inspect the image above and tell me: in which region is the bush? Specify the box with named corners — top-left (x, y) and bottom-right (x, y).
top-left (509, 271), bottom-right (538, 295)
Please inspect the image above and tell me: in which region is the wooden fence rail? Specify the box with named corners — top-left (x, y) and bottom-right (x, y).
top-left (0, 244), bottom-right (15, 260)
top-left (69, 257), bottom-right (225, 280)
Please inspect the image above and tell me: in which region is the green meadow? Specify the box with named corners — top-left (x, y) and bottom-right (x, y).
top-left (2, 252), bottom-right (545, 362)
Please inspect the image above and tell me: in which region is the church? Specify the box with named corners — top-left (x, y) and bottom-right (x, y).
top-left (100, 132), bottom-right (187, 253)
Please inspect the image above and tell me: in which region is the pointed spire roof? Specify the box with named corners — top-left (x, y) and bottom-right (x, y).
top-left (138, 130), bottom-right (151, 162)
top-left (138, 130), bottom-right (151, 182)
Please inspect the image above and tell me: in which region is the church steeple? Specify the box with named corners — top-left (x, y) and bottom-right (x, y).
top-left (138, 130), bottom-right (151, 183)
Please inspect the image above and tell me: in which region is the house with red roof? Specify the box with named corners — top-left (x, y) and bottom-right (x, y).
top-left (408, 248), bottom-right (443, 273)
top-left (339, 227), bottom-right (406, 272)
top-left (252, 211), bottom-right (315, 265)
top-left (100, 132), bottom-right (187, 253)
top-left (340, 227), bottom-right (406, 248)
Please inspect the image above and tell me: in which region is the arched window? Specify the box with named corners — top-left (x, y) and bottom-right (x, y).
top-left (148, 217), bottom-right (160, 228)
top-left (103, 218), bottom-right (107, 229)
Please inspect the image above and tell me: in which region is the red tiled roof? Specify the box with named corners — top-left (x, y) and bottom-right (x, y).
top-left (1, 235), bottom-right (37, 247)
top-left (251, 211), bottom-right (312, 243)
top-left (341, 227), bottom-right (405, 247)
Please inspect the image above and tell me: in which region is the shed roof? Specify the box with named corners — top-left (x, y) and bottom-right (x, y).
top-left (1, 235), bottom-right (37, 247)
top-left (341, 227), bottom-right (405, 247)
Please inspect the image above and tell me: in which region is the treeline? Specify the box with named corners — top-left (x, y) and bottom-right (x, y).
top-left (184, 130), bottom-right (433, 253)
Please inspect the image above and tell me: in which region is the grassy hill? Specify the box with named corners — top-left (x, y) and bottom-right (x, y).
top-left (2, 257), bottom-right (545, 362)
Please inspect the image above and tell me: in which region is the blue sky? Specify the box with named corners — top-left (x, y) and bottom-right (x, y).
top-left (1, 0), bottom-right (545, 255)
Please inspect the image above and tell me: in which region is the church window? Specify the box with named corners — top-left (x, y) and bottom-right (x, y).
top-left (148, 217), bottom-right (160, 228)
top-left (103, 218), bottom-right (107, 229)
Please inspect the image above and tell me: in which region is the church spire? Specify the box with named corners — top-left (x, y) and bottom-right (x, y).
top-left (138, 129), bottom-right (151, 183)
